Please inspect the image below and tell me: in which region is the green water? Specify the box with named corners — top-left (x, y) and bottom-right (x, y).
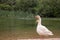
top-left (0, 17), bottom-right (60, 39)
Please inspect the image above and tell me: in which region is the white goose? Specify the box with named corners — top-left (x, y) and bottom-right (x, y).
top-left (35, 15), bottom-right (53, 37)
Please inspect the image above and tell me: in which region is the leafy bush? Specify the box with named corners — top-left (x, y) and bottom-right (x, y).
top-left (37, 0), bottom-right (60, 17)
top-left (0, 0), bottom-right (60, 17)
top-left (0, 4), bottom-right (12, 10)
top-left (15, 0), bottom-right (39, 11)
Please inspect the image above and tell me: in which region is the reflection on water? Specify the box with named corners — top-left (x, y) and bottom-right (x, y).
top-left (0, 18), bottom-right (60, 39)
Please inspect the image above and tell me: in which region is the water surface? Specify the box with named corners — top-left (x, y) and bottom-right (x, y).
top-left (0, 17), bottom-right (60, 39)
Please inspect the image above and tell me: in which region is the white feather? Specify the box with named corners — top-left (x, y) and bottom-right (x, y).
top-left (35, 15), bottom-right (54, 36)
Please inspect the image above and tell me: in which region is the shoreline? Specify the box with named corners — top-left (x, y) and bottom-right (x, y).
top-left (17, 38), bottom-right (60, 40)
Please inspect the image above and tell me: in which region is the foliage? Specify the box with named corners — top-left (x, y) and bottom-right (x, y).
top-left (38, 0), bottom-right (60, 17)
top-left (0, 0), bottom-right (60, 17)
top-left (15, 0), bottom-right (39, 12)
top-left (0, 4), bottom-right (12, 10)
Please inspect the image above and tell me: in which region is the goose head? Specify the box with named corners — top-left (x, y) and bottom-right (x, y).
top-left (35, 15), bottom-right (41, 20)
top-left (35, 15), bottom-right (41, 24)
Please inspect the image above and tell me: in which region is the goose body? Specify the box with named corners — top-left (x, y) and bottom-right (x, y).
top-left (37, 22), bottom-right (53, 36)
top-left (35, 15), bottom-right (53, 36)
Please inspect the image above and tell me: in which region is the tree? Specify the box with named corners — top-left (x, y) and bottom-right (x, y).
top-left (15, 0), bottom-right (39, 12)
top-left (37, 0), bottom-right (60, 17)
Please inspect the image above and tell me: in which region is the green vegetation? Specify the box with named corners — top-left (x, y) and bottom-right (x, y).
top-left (0, 0), bottom-right (60, 17)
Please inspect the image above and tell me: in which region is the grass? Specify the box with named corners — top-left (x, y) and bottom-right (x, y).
top-left (0, 10), bottom-right (60, 39)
